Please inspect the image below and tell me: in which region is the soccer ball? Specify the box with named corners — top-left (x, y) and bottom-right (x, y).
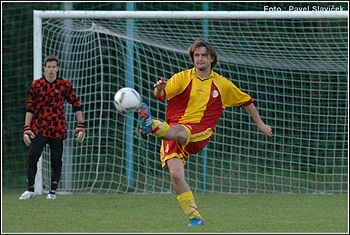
top-left (113, 87), bottom-right (141, 114)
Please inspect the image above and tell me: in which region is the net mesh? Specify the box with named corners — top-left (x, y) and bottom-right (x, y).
top-left (35, 13), bottom-right (348, 194)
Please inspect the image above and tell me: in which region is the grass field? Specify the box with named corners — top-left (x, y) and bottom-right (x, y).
top-left (1, 193), bottom-right (348, 233)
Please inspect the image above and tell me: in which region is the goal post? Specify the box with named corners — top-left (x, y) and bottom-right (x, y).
top-left (33, 10), bottom-right (348, 19)
top-left (33, 10), bottom-right (348, 195)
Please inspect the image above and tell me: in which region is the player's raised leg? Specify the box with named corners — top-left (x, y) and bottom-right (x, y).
top-left (137, 102), bottom-right (154, 134)
top-left (137, 102), bottom-right (170, 136)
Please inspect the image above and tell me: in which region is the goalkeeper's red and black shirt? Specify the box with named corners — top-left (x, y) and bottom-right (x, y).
top-left (26, 76), bottom-right (82, 139)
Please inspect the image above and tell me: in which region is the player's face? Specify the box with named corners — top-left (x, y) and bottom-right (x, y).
top-left (193, 46), bottom-right (213, 72)
top-left (44, 61), bottom-right (59, 81)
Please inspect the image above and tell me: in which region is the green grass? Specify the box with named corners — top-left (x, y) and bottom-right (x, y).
top-left (1, 193), bottom-right (348, 233)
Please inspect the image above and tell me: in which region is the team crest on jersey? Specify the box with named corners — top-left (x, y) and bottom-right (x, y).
top-left (212, 90), bottom-right (219, 98)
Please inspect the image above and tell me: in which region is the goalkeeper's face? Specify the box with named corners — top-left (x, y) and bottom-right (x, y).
top-left (193, 46), bottom-right (213, 72)
top-left (44, 61), bottom-right (59, 81)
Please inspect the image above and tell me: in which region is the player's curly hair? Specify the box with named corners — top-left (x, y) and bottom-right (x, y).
top-left (187, 38), bottom-right (217, 69)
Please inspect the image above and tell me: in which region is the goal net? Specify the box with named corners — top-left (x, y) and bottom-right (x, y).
top-left (34, 10), bottom-right (348, 195)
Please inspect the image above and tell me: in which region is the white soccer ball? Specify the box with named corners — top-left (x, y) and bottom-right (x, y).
top-left (113, 87), bottom-right (141, 114)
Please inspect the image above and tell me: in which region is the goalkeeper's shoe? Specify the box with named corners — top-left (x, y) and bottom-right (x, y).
top-left (47, 193), bottom-right (57, 200)
top-left (19, 190), bottom-right (35, 200)
top-left (188, 218), bottom-right (204, 227)
top-left (138, 102), bottom-right (153, 135)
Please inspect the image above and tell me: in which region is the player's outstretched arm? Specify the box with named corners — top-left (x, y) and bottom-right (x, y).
top-left (154, 77), bottom-right (167, 99)
top-left (244, 103), bottom-right (273, 137)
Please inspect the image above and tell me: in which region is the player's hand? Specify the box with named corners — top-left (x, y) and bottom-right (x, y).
top-left (23, 124), bottom-right (35, 146)
top-left (259, 124), bottom-right (273, 137)
top-left (74, 122), bottom-right (85, 143)
top-left (154, 77), bottom-right (167, 98)
top-left (154, 77), bottom-right (167, 90)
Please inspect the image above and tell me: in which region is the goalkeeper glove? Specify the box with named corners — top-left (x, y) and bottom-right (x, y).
top-left (23, 124), bottom-right (35, 146)
top-left (73, 121), bottom-right (85, 143)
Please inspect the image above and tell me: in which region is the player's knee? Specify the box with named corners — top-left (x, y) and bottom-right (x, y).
top-left (175, 133), bottom-right (187, 145)
top-left (172, 125), bottom-right (188, 145)
top-left (27, 153), bottom-right (41, 167)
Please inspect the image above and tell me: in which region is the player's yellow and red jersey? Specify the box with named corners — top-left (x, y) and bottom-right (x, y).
top-left (26, 77), bottom-right (82, 139)
top-left (158, 67), bottom-right (253, 131)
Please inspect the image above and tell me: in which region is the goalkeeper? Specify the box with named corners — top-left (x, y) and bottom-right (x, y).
top-left (138, 38), bottom-right (273, 226)
top-left (19, 55), bottom-right (85, 200)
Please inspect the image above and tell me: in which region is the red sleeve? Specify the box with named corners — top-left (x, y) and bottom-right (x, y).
top-left (157, 89), bottom-right (167, 102)
top-left (64, 79), bottom-right (82, 112)
top-left (26, 83), bottom-right (36, 113)
top-left (242, 97), bottom-right (254, 106)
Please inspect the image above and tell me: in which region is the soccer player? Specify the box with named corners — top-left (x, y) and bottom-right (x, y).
top-left (138, 38), bottom-right (273, 226)
top-left (19, 55), bottom-right (85, 200)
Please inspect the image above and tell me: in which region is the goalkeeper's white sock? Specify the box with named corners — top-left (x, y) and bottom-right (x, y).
top-left (151, 120), bottom-right (170, 138)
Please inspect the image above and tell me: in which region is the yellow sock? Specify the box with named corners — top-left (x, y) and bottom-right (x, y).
top-left (177, 191), bottom-right (202, 219)
top-left (151, 120), bottom-right (170, 138)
